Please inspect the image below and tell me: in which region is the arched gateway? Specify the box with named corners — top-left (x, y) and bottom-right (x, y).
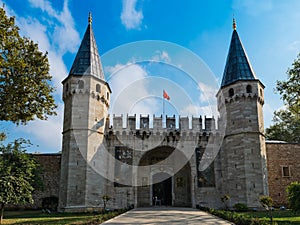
top-left (59, 16), bottom-right (268, 212)
top-left (137, 146), bottom-right (191, 207)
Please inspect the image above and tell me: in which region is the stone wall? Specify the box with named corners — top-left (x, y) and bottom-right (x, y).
top-left (26, 142), bottom-right (300, 209)
top-left (266, 142), bottom-right (300, 207)
top-left (31, 154), bottom-right (61, 209)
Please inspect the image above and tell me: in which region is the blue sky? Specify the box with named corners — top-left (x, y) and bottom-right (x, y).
top-left (1, 0), bottom-right (300, 153)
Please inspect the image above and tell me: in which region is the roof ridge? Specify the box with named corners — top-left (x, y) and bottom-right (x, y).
top-left (69, 15), bottom-right (105, 80)
top-left (221, 29), bottom-right (256, 88)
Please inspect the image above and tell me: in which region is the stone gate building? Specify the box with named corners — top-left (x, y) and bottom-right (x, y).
top-left (58, 17), bottom-right (269, 212)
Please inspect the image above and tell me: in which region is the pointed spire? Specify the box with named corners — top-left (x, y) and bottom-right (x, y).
top-left (233, 17), bottom-right (236, 30)
top-left (69, 13), bottom-right (105, 80)
top-left (88, 12), bottom-right (92, 25)
top-left (220, 22), bottom-right (256, 88)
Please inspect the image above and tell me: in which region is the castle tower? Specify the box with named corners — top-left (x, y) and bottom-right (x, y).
top-left (216, 20), bottom-right (268, 207)
top-left (59, 14), bottom-right (111, 212)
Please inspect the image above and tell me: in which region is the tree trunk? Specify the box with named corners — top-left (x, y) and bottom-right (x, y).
top-left (0, 203), bottom-right (4, 225)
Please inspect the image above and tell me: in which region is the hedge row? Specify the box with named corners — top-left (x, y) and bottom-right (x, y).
top-left (199, 207), bottom-right (269, 225)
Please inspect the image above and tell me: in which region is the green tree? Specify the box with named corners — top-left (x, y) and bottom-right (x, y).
top-left (266, 54), bottom-right (300, 143)
top-left (259, 196), bottom-right (273, 224)
top-left (0, 138), bottom-right (41, 224)
top-left (102, 195), bottom-right (111, 212)
top-left (0, 7), bottom-right (56, 124)
top-left (286, 181), bottom-right (300, 212)
top-left (0, 7), bottom-right (54, 223)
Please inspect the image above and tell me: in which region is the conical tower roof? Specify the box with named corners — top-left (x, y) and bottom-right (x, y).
top-left (221, 20), bottom-right (256, 88)
top-left (69, 13), bottom-right (105, 80)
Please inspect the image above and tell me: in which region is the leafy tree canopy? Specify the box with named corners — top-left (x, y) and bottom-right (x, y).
top-left (286, 181), bottom-right (300, 212)
top-left (266, 54), bottom-right (300, 142)
top-left (0, 138), bottom-right (41, 224)
top-left (0, 7), bottom-right (56, 125)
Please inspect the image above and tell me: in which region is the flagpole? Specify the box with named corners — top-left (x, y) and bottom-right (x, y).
top-left (163, 90), bottom-right (165, 115)
top-left (163, 90), bottom-right (165, 128)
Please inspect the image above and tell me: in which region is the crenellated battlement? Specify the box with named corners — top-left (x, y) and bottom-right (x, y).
top-left (109, 114), bottom-right (217, 132)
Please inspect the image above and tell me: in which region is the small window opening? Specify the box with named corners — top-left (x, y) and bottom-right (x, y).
top-left (66, 83), bottom-right (69, 92)
top-left (96, 84), bottom-right (101, 93)
top-left (78, 80), bottom-right (84, 89)
top-left (246, 85), bottom-right (252, 93)
top-left (229, 88), bottom-right (234, 97)
top-left (282, 166), bottom-right (291, 177)
top-left (107, 92), bottom-right (110, 100)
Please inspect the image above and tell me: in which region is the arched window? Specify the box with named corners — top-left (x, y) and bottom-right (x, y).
top-left (78, 80), bottom-right (84, 89)
top-left (260, 88), bottom-right (263, 96)
top-left (229, 88), bottom-right (234, 97)
top-left (246, 85), bottom-right (252, 93)
top-left (66, 83), bottom-right (69, 92)
top-left (107, 92), bottom-right (109, 100)
top-left (96, 84), bottom-right (101, 93)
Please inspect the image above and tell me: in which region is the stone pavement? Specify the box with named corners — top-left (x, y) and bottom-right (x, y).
top-left (101, 207), bottom-right (233, 224)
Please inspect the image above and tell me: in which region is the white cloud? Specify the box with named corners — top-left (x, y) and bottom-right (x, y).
top-left (11, 0), bottom-right (80, 93)
top-left (151, 51), bottom-right (171, 63)
top-left (28, 0), bottom-right (57, 16)
top-left (16, 17), bottom-right (67, 92)
top-left (47, 51), bottom-right (68, 92)
top-left (288, 41), bottom-right (300, 52)
top-left (19, 103), bottom-right (64, 152)
top-left (180, 104), bottom-right (218, 118)
top-left (28, 0), bottom-right (80, 54)
top-left (120, 0), bottom-right (144, 30)
top-left (107, 63), bottom-right (159, 116)
top-left (198, 82), bottom-right (218, 103)
top-left (179, 82), bottom-right (219, 119)
top-left (18, 17), bottom-right (51, 51)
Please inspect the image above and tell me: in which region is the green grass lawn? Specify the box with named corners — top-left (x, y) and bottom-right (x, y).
top-left (1, 210), bottom-right (124, 224)
top-left (241, 210), bottom-right (300, 224)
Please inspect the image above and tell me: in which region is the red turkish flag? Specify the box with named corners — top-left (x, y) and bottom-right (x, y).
top-left (163, 90), bottom-right (170, 100)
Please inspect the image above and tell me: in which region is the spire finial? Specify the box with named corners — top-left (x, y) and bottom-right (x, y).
top-left (233, 17), bottom-right (236, 30)
top-left (88, 12), bottom-right (92, 25)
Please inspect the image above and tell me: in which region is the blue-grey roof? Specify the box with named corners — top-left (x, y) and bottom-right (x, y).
top-left (69, 23), bottom-right (105, 80)
top-left (221, 30), bottom-right (256, 88)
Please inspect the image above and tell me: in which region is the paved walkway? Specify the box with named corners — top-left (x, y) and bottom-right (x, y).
top-left (101, 207), bottom-right (233, 224)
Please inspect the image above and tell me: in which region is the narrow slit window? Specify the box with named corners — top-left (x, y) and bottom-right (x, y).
top-left (78, 80), bottom-right (84, 89)
top-left (96, 84), bottom-right (101, 93)
top-left (229, 88), bottom-right (234, 97)
top-left (246, 85), bottom-right (252, 93)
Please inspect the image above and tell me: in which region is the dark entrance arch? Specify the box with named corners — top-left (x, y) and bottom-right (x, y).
top-left (137, 146), bottom-right (191, 207)
top-left (152, 173), bottom-right (172, 206)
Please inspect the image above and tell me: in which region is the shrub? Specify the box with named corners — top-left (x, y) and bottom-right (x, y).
top-left (198, 207), bottom-right (271, 225)
top-left (102, 195), bottom-right (111, 211)
top-left (42, 196), bottom-right (58, 211)
top-left (286, 181), bottom-right (300, 212)
top-left (234, 203), bottom-right (248, 212)
top-left (221, 194), bottom-right (230, 209)
top-left (259, 196), bottom-right (273, 210)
